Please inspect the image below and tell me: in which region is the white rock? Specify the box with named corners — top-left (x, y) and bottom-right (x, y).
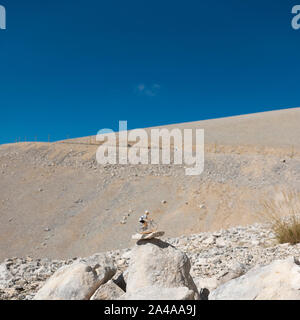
top-left (116, 259), bottom-right (126, 267)
top-left (34, 260), bottom-right (116, 300)
top-left (126, 238), bottom-right (199, 300)
top-left (121, 251), bottom-right (132, 260)
top-left (90, 280), bottom-right (124, 300)
top-left (79, 253), bottom-right (116, 272)
top-left (210, 257), bottom-right (300, 300)
top-left (203, 236), bottom-right (215, 245)
top-left (195, 258), bottom-right (208, 266)
top-left (216, 238), bottom-right (227, 248)
top-left (0, 264), bottom-right (13, 289)
top-left (132, 231), bottom-right (165, 240)
top-left (217, 262), bottom-right (246, 284)
top-left (119, 286), bottom-right (195, 300)
top-left (251, 240), bottom-right (260, 246)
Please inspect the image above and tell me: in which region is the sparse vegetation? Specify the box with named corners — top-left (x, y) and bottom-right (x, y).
top-left (261, 190), bottom-right (300, 244)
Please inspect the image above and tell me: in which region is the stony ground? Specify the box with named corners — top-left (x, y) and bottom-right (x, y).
top-left (1, 222), bottom-right (299, 300)
top-left (1, 140), bottom-right (300, 261)
top-left (1, 108), bottom-right (300, 298)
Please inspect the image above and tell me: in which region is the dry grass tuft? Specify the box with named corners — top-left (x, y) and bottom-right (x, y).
top-left (261, 190), bottom-right (300, 245)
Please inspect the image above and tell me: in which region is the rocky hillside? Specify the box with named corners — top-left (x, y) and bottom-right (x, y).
top-left (1, 108), bottom-right (300, 266)
top-left (1, 222), bottom-right (300, 300)
top-left (1, 139), bottom-right (300, 261)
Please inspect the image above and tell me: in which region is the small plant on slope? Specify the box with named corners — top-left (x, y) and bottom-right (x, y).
top-left (261, 190), bottom-right (300, 245)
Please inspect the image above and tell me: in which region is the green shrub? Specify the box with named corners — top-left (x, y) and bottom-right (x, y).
top-left (261, 190), bottom-right (300, 245)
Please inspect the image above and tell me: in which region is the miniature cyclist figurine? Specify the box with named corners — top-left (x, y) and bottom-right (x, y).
top-left (138, 210), bottom-right (157, 234)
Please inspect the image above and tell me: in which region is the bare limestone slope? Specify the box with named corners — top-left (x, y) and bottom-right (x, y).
top-left (0, 107), bottom-right (300, 261)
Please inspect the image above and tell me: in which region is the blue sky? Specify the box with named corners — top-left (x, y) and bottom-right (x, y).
top-left (0, 1), bottom-right (299, 144)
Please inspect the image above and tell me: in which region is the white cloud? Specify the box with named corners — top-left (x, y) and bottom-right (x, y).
top-left (135, 83), bottom-right (160, 96)
top-left (137, 84), bottom-right (145, 92)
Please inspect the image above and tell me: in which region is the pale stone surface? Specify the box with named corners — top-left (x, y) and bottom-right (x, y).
top-left (194, 263), bottom-right (246, 296)
top-left (203, 236), bottom-right (215, 245)
top-left (119, 286), bottom-right (195, 300)
top-left (34, 261), bottom-right (116, 300)
top-left (4, 223), bottom-right (300, 300)
top-left (79, 253), bottom-right (114, 269)
top-left (132, 231), bottom-right (165, 240)
top-left (194, 276), bottom-right (220, 292)
top-left (217, 262), bottom-right (246, 285)
top-left (79, 253), bottom-right (116, 279)
top-left (216, 238), bottom-right (227, 248)
top-left (126, 239), bottom-right (199, 300)
top-left (0, 264), bottom-right (13, 289)
top-left (210, 257), bottom-right (300, 300)
top-left (90, 279), bottom-right (124, 300)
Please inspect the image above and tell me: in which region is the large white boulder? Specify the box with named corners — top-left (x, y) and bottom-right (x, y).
top-left (34, 258), bottom-right (116, 300)
top-left (210, 257), bottom-right (300, 300)
top-left (126, 238), bottom-right (199, 300)
top-left (119, 286), bottom-right (195, 300)
top-left (90, 279), bottom-right (125, 300)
